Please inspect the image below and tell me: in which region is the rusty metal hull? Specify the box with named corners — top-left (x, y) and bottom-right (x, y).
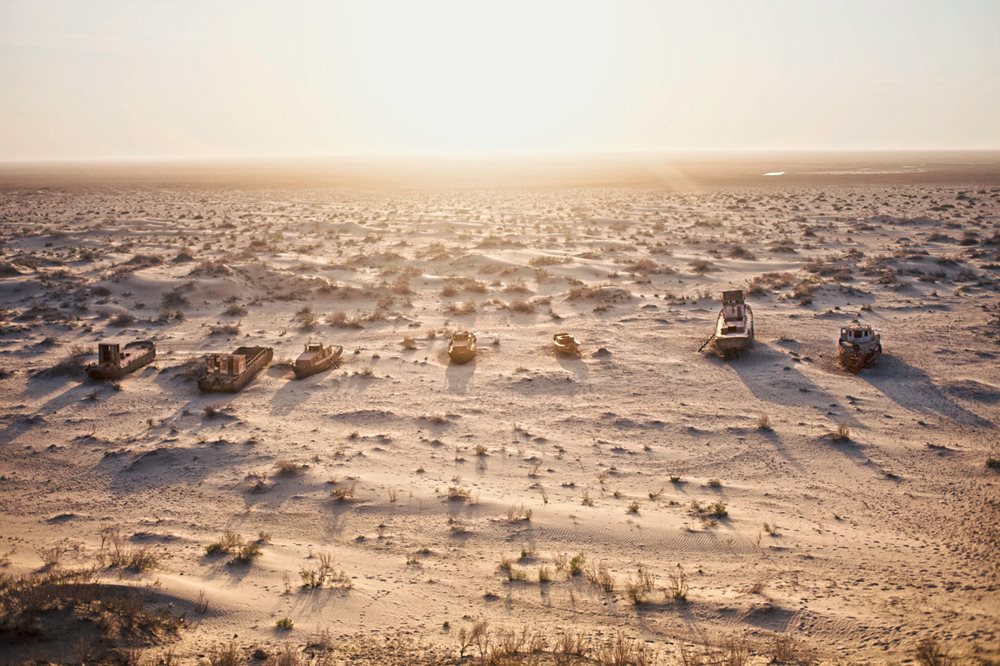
top-left (293, 345), bottom-right (343, 379)
top-left (448, 333), bottom-right (477, 364)
top-left (198, 346), bottom-right (273, 393)
top-left (553, 333), bottom-right (580, 355)
top-left (86, 341), bottom-right (156, 380)
top-left (839, 344), bottom-right (881, 373)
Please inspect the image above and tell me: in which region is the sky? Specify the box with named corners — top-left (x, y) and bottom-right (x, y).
top-left (1, 0), bottom-right (998, 161)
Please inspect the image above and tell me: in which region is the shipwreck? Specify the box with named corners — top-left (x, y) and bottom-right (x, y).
top-left (198, 346), bottom-right (273, 393)
top-left (86, 341), bottom-right (156, 380)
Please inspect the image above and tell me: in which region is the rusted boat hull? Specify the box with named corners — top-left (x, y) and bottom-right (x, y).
top-left (293, 346), bottom-right (342, 379)
top-left (448, 334), bottom-right (477, 364)
top-left (448, 347), bottom-right (476, 364)
top-left (839, 345), bottom-right (881, 373)
top-left (714, 308), bottom-right (754, 359)
top-left (198, 347), bottom-right (273, 393)
top-left (553, 334), bottom-right (580, 355)
top-left (86, 342), bottom-right (156, 380)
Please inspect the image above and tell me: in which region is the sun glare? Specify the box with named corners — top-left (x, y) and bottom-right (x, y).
top-left (330, 1), bottom-right (627, 155)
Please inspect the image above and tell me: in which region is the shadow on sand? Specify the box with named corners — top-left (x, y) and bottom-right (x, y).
top-left (858, 354), bottom-right (994, 428)
top-left (721, 342), bottom-right (862, 428)
top-left (445, 359), bottom-right (476, 393)
top-left (556, 353), bottom-right (589, 383)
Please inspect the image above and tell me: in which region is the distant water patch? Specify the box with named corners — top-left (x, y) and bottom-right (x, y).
top-left (764, 171), bottom-right (785, 176)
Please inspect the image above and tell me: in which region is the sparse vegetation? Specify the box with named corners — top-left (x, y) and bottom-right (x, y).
top-left (585, 561), bottom-right (614, 593)
top-left (915, 637), bottom-right (957, 666)
top-left (569, 552), bottom-right (587, 576)
top-left (624, 566), bottom-right (655, 605)
top-left (831, 423), bottom-right (851, 441)
top-left (0, 566), bottom-right (184, 658)
top-left (667, 563), bottom-right (688, 601)
top-left (506, 504), bottom-right (532, 522)
top-left (98, 528), bottom-right (159, 572)
top-left (299, 552), bottom-right (351, 589)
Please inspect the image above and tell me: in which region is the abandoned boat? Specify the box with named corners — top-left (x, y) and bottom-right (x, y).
top-left (294, 341), bottom-right (343, 379)
top-left (838, 323), bottom-right (881, 373)
top-left (713, 290), bottom-right (754, 359)
top-left (198, 346), bottom-right (273, 393)
top-left (448, 331), bottom-right (477, 364)
top-left (86, 341), bottom-right (156, 380)
top-left (553, 332), bottom-right (580, 355)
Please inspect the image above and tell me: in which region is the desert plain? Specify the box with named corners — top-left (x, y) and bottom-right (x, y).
top-left (0, 155), bottom-right (998, 665)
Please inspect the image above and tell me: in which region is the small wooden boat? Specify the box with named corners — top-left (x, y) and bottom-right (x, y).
top-left (198, 346), bottom-right (273, 393)
top-left (294, 341), bottom-right (342, 379)
top-left (448, 331), bottom-right (477, 364)
top-left (553, 333), bottom-right (580, 355)
top-left (713, 290), bottom-right (754, 360)
top-left (86, 341), bottom-right (156, 380)
top-left (838, 323), bottom-right (881, 373)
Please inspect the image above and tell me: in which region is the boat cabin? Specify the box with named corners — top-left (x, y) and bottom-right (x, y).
top-left (840, 324), bottom-right (876, 344)
top-left (720, 290), bottom-right (748, 333)
top-left (98, 343), bottom-right (122, 365)
top-left (206, 353), bottom-right (246, 377)
top-left (299, 342), bottom-right (326, 361)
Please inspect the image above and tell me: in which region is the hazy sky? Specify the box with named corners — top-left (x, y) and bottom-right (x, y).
top-left (1, 0), bottom-right (998, 160)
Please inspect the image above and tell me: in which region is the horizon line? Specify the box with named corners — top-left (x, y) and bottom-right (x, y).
top-left (3, 148), bottom-right (1000, 166)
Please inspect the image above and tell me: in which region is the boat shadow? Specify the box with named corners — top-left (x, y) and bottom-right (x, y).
top-left (858, 354), bottom-right (994, 428)
top-left (1, 379), bottom-right (114, 446)
top-left (267, 367), bottom-right (334, 417)
top-left (722, 341), bottom-right (862, 428)
top-left (445, 359), bottom-right (476, 393)
top-left (556, 353), bottom-right (588, 383)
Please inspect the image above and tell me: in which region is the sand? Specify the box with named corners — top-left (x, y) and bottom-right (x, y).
top-left (0, 160), bottom-right (998, 664)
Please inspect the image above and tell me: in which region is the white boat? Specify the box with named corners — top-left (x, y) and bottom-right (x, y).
top-left (838, 323), bottom-right (881, 373)
top-left (714, 290), bottom-right (754, 359)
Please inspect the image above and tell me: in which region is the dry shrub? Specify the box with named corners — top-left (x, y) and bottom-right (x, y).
top-left (915, 638), bottom-right (957, 666)
top-left (299, 552), bottom-right (351, 590)
top-left (506, 504), bottom-right (532, 522)
top-left (585, 561), bottom-right (614, 593)
top-left (207, 642), bottom-right (243, 666)
top-left (0, 567), bottom-right (183, 657)
top-left (330, 482), bottom-right (356, 502)
top-left (98, 529), bottom-right (159, 572)
top-left (689, 259), bottom-right (713, 273)
top-left (668, 563), bottom-right (688, 601)
top-left (831, 423), bottom-right (851, 441)
top-left (447, 485), bottom-right (471, 502)
top-left (554, 631), bottom-right (590, 662)
top-left (275, 460), bottom-right (304, 477)
top-left (446, 301), bottom-right (477, 316)
top-left (204, 530), bottom-right (244, 556)
top-left (624, 566), bottom-right (655, 605)
top-left (593, 630), bottom-right (657, 666)
top-left (457, 619), bottom-right (489, 659)
top-left (508, 299), bottom-right (536, 313)
top-left (767, 633), bottom-right (814, 664)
